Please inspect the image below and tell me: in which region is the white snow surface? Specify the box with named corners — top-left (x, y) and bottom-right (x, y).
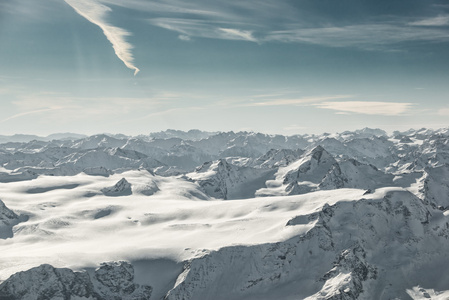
top-left (3, 128), bottom-right (449, 299)
top-left (0, 170), bottom-right (372, 281)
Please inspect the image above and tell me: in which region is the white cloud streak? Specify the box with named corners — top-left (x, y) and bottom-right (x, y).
top-left (266, 23), bottom-right (449, 51)
top-left (64, 0), bottom-right (140, 75)
top-left (99, 0), bottom-right (227, 18)
top-left (244, 95), bottom-right (353, 107)
top-left (150, 16), bottom-right (449, 51)
top-left (141, 1), bottom-right (449, 51)
top-left (178, 35), bottom-right (191, 41)
top-left (315, 101), bottom-right (414, 116)
top-left (218, 28), bottom-right (257, 42)
top-left (1, 108), bottom-right (63, 123)
top-left (409, 15), bottom-right (449, 26)
top-left (149, 18), bottom-right (259, 42)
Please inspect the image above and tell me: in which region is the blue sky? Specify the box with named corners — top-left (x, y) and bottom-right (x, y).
top-left (1, 0), bottom-right (449, 135)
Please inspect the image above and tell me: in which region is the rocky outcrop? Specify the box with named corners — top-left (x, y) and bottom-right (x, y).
top-left (101, 178), bottom-right (132, 196)
top-left (421, 164), bottom-right (449, 209)
top-left (0, 199), bottom-right (23, 239)
top-left (0, 261), bottom-right (152, 300)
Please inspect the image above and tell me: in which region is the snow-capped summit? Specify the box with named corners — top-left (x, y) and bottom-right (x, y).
top-left (187, 159), bottom-right (274, 199)
top-left (308, 137), bottom-right (347, 157)
top-left (340, 127), bottom-right (387, 140)
top-left (319, 158), bottom-right (394, 190)
top-left (69, 134), bottom-right (127, 150)
top-left (256, 145), bottom-right (336, 196)
top-left (101, 178), bottom-right (132, 196)
top-left (53, 148), bottom-right (164, 175)
top-left (421, 164), bottom-right (449, 209)
top-left (253, 148), bottom-right (304, 169)
top-left (281, 145), bottom-right (337, 194)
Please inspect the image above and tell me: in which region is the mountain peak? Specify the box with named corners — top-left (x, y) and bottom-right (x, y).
top-left (101, 178), bottom-right (132, 196)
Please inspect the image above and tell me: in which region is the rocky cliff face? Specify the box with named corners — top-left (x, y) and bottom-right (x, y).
top-left (0, 261), bottom-right (152, 300)
top-left (421, 164), bottom-right (449, 209)
top-left (0, 199), bottom-right (23, 239)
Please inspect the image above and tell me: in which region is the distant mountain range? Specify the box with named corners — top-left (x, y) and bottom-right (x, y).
top-left (1, 127), bottom-right (449, 299)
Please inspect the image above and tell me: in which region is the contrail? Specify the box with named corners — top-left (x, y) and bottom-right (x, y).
top-left (64, 0), bottom-right (140, 75)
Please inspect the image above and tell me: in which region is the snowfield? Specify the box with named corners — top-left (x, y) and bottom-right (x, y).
top-left (1, 128), bottom-right (449, 299)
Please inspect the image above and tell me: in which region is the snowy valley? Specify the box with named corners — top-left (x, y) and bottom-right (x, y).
top-left (1, 128), bottom-right (449, 299)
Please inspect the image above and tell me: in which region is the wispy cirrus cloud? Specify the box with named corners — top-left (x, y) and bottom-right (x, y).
top-left (218, 28), bottom-right (257, 42)
top-left (150, 16), bottom-right (449, 51)
top-left (266, 23), bottom-right (449, 51)
top-left (244, 95), bottom-right (353, 107)
top-left (99, 0), bottom-right (227, 17)
top-left (409, 15), bottom-right (449, 26)
top-left (315, 101), bottom-right (415, 116)
top-left (1, 108), bottom-right (63, 123)
top-left (149, 18), bottom-right (259, 42)
top-left (64, 0), bottom-right (449, 56)
top-left (9, 89), bottom-right (202, 121)
top-left (64, 0), bottom-right (140, 75)
top-left (139, 0), bottom-right (449, 51)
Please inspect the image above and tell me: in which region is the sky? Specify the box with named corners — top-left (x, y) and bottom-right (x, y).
top-left (0, 0), bottom-right (449, 136)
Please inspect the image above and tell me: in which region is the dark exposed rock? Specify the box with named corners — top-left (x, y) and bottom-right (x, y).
top-left (0, 261), bottom-right (152, 300)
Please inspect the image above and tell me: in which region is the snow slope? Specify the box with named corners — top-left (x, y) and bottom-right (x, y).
top-left (1, 181), bottom-right (449, 299)
top-left (1, 128), bottom-right (449, 299)
top-left (186, 159), bottom-right (275, 199)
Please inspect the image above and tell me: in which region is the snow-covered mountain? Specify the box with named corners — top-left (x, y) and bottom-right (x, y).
top-left (164, 189), bottom-right (438, 300)
top-left (0, 199), bottom-right (24, 239)
top-left (319, 158), bottom-right (394, 191)
top-left (257, 146), bottom-right (337, 196)
top-left (420, 164), bottom-right (449, 209)
top-left (0, 261), bottom-right (152, 299)
top-left (1, 127), bottom-right (449, 299)
top-left (186, 159), bottom-right (274, 199)
top-left (252, 148), bottom-right (304, 169)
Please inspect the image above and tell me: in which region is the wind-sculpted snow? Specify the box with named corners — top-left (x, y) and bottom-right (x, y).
top-left (2, 128), bottom-right (449, 299)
